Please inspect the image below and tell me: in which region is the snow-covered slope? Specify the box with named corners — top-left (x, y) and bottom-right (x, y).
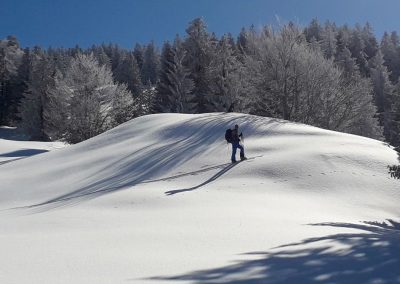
top-left (0, 126), bottom-right (66, 165)
top-left (0, 113), bottom-right (399, 284)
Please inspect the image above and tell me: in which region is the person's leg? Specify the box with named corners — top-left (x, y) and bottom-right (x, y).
top-left (231, 143), bottom-right (238, 162)
top-left (238, 144), bottom-right (245, 159)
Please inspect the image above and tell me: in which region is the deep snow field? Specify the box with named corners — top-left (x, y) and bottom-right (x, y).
top-left (0, 113), bottom-right (399, 284)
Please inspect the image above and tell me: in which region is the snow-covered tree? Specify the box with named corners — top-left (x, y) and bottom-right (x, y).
top-left (245, 24), bottom-right (307, 119)
top-left (141, 41), bottom-right (160, 86)
top-left (320, 21), bottom-right (337, 59)
top-left (155, 37), bottom-right (195, 113)
top-left (349, 25), bottom-right (369, 76)
top-left (114, 52), bottom-right (143, 96)
top-left (362, 22), bottom-right (379, 61)
top-left (91, 45), bottom-right (110, 67)
top-left (205, 35), bottom-right (244, 112)
top-left (335, 25), bottom-right (351, 57)
top-left (369, 50), bottom-right (394, 141)
top-left (46, 53), bottom-right (133, 143)
top-left (390, 84), bottom-right (400, 147)
top-left (237, 25), bottom-right (258, 58)
top-left (304, 18), bottom-right (323, 42)
top-left (243, 24), bottom-right (381, 138)
top-left (18, 47), bottom-right (54, 140)
top-left (133, 43), bottom-right (145, 71)
top-left (184, 17), bottom-right (215, 112)
top-left (381, 32), bottom-right (400, 83)
top-left (154, 41), bottom-right (174, 112)
top-left (0, 36), bottom-right (24, 125)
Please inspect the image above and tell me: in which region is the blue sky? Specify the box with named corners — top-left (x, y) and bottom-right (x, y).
top-left (1, 0), bottom-right (399, 48)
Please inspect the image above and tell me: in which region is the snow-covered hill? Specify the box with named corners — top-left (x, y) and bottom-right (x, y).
top-left (0, 113), bottom-right (399, 283)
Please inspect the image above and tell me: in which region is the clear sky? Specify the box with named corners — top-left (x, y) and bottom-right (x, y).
top-left (1, 0), bottom-right (399, 49)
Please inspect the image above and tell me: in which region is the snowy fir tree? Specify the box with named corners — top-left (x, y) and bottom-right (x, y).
top-left (183, 17), bottom-right (215, 113)
top-left (155, 36), bottom-right (195, 113)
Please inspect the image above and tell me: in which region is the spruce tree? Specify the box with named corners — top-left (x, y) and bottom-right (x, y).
top-left (141, 41), bottom-right (160, 86)
top-left (114, 52), bottom-right (143, 96)
top-left (155, 36), bottom-right (195, 113)
top-left (348, 25), bottom-right (369, 76)
top-left (370, 51), bottom-right (396, 142)
top-left (381, 32), bottom-right (400, 83)
top-left (205, 35), bottom-right (243, 112)
top-left (18, 47), bottom-right (54, 140)
top-left (304, 18), bottom-right (323, 42)
top-left (154, 41), bottom-right (174, 112)
top-left (133, 43), bottom-right (145, 71)
top-left (362, 22), bottom-right (379, 61)
top-left (320, 21), bottom-right (337, 59)
top-left (0, 36), bottom-right (23, 125)
top-left (184, 17), bottom-right (215, 113)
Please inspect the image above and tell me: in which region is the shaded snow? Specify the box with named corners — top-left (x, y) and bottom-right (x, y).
top-left (0, 126), bottom-right (67, 165)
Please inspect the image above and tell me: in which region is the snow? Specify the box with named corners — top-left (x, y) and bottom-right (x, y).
top-left (0, 113), bottom-right (399, 283)
top-left (0, 126), bottom-right (67, 165)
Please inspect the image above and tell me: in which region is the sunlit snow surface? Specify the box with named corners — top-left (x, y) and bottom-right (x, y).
top-left (1, 113), bottom-right (399, 283)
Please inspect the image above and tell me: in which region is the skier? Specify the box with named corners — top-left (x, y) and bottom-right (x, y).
top-left (229, 124), bottom-right (246, 163)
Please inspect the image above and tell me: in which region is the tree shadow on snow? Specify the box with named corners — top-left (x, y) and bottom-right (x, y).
top-left (0, 149), bottom-right (49, 167)
top-left (16, 114), bottom-right (252, 212)
top-left (147, 220), bottom-right (400, 284)
top-left (0, 149), bottom-right (49, 158)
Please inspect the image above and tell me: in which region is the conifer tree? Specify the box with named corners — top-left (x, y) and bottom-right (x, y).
top-left (155, 36), bottom-right (195, 113)
top-left (19, 47), bottom-right (54, 140)
top-left (349, 25), bottom-right (369, 76)
top-left (154, 41), bottom-right (174, 112)
top-left (184, 17), bottom-right (215, 112)
top-left (304, 18), bottom-right (323, 42)
top-left (114, 52), bottom-right (143, 96)
top-left (381, 32), bottom-right (400, 83)
top-left (141, 41), bottom-right (160, 86)
top-left (370, 50), bottom-right (395, 142)
top-left (205, 35), bottom-right (243, 112)
top-left (0, 36), bottom-right (23, 125)
top-left (320, 21), bottom-right (337, 59)
top-left (133, 43), bottom-right (145, 71)
top-left (362, 22), bottom-right (379, 61)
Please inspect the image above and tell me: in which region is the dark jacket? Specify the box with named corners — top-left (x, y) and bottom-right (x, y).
top-left (231, 129), bottom-right (242, 144)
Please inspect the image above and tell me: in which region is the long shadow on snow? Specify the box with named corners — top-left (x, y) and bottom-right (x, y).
top-left (148, 220), bottom-right (400, 284)
top-left (142, 162), bottom-right (232, 184)
top-left (0, 149), bottom-right (49, 167)
top-left (0, 149), bottom-right (49, 157)
top-left (20, 114), bottom-right (251, 211)
top-left (165, 162), bottom-right (239, 195)
top-left (164, 156), bottom-right (261, 196)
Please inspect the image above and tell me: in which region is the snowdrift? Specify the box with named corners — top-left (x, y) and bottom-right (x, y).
top-left (0, 113), bottom-right (399, 283)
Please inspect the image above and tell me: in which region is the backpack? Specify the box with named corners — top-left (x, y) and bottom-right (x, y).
top-left (225, 128), bottom-right (233, 143)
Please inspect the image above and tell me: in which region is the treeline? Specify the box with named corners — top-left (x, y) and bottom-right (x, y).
top-left (0, 18), bottom-right (400, 146)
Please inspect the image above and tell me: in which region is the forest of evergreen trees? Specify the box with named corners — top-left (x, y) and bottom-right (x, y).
top-left (1, 18), bottom-right (400, 150)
